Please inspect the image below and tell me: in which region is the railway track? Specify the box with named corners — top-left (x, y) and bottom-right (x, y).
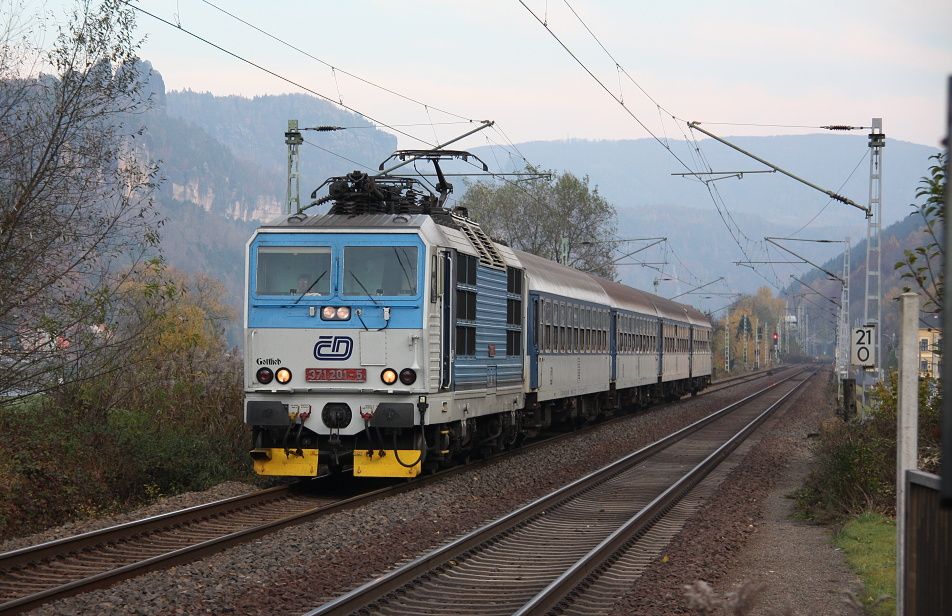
top-left (306, 368), bottom-right (813, 616)
top-left (0, 365), bottom-right (790, 614)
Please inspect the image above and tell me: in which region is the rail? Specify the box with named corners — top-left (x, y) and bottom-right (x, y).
top-left (307, 368), bottom-right (811, 615)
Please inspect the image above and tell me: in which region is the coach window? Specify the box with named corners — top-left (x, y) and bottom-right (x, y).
top-left (574, 305), bottom-right (580, 352)
top-left (543, 301), bottom-right (550, 352)
top-left (545, 301), bottom-right (552, 353)
top-left (256, 246), bottom-right (331, 296)
top-left (623, 316), bottom-right (629, 353)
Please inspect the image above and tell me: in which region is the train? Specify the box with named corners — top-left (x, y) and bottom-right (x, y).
top-left (244, 160), bottom-right (712, 479)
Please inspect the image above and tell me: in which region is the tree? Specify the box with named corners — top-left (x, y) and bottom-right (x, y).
top-left (711, 287), bottom-right (786, 371)
top-left (458, 169), bottom-right (618, 278)
top-left (0, 0), bottom-right (161, 403)
top-left (895, 152), bottom-right (946, 313)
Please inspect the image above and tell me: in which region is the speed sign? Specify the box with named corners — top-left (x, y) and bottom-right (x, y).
top-left (851, 325), bottom-right (876, 367)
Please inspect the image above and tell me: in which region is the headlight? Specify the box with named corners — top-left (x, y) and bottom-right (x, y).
top-left (321, 305), bottom-right (352, 320)
top-left (399, 368), bottom-right (416, 385)
top-left (256, 367), bottom-right (274, 384)
top-left (275, 367), bottom-right (292, 384)
top-left (381, 368), bottom-right (398, 385)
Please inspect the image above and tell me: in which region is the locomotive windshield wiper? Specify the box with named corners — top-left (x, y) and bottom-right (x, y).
top-left (293, 270), bottom-right (327, 305)
top-left (349, 272), bottom-right (380, 306)
top-left (350, 272), bottom-right (393, 332)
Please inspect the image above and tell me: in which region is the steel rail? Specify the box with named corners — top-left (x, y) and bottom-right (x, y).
top-left (0, 364), bottom-right (793, 614)
top-left (514, 370), bottom-right (815, 615)
top-left (306, 368), bottom-right (807, 616)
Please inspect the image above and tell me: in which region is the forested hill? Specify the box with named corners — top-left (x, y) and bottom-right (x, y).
top-left (791, 205), bottom-right (942, 364)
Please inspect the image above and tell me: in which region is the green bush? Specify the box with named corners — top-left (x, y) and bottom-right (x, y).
top-left (0, 271), bottom-right (253, 539)
top-left (796, 372), bottom-right (941, 522)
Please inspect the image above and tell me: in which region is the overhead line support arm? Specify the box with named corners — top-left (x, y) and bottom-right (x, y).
top-left (687, 122), bottom-right (871, 216)
top-left (764, 237), bottom-right (844, 284)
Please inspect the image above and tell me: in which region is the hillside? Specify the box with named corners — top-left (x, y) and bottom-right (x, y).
top-left (790, 208), bottom-right (941, 367)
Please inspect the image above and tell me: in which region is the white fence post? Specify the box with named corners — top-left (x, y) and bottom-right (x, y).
top-left (897, 292), bottom-right (919, 615)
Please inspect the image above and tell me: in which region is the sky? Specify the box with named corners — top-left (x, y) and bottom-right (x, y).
top-left (32, 0), bottom-right (952, 150)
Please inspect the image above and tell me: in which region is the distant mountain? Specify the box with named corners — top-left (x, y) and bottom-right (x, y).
top-left (164, 90), bottom-right (395, 216)
top-left (468, 135), bottom-right (940, 303)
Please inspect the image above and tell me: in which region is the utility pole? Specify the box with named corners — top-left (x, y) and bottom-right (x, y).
top-left (863, 118), bottom-right (885, 384)
top-left (724, 312), bottom-right (730, 372)
top-left (285, 119), bottom-right (303, 214)
top-left (754, 317), bottom-right (760, 369)
top-left (837, 238), bottom-right (851, 381)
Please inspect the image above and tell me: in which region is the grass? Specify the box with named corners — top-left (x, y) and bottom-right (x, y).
top-left (834, 512), bottom-right (896, 616)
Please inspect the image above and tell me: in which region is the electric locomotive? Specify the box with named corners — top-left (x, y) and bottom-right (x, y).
top-left (244, 153), bottom-right (711, 479)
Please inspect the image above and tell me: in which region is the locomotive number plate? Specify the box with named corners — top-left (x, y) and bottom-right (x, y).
top-left (305, 368), bottom-right (367, 382)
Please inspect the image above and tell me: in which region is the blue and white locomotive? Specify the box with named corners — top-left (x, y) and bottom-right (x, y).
top-left (244, 162), bottom-right (712, 479)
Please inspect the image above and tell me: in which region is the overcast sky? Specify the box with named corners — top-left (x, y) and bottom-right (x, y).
top-left (47, 0), bottom-right (950, 150)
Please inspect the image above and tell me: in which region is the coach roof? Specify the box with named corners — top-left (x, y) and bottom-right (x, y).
top-left (515, 250), bottom-right (611, 306)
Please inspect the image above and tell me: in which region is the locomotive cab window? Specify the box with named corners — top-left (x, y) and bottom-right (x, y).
top-left (343, 245), bottom-right (418, 296)
top-left (256, 246), bottom-right (331, 296)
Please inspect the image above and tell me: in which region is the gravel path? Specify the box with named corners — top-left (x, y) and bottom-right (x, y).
top-left (26, 371), bottom-right (793, 615)
top-left (608, 369), bottom-right (862, 615)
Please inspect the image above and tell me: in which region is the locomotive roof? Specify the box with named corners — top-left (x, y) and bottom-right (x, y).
top-left (258, 212), bottom-right (432, 229)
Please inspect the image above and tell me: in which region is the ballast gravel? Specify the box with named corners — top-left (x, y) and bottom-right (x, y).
top-left (0, 482), bottom-right (257, 555)
top-left (608, 369), bottom-right (861, 615)
top-left (27, 371), bottom-right (794, 615)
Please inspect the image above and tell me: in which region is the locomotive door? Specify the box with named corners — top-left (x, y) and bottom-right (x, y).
top-left (440, 250), bottom-right (453, 389)
top-left (609, 310), bottom-right (617, 382)
top-left (528, 295), bottom-right (539, 390)
top-left (688, 325), bottom-right (694, 378)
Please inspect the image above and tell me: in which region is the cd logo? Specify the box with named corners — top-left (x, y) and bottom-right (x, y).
top-left (314, 335), bottom-right (353, 361)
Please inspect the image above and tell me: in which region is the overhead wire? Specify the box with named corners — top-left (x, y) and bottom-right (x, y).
top-left (128, 0), bottom-right (552, 218)
top-left (791, 149), bottom-right (870, 236)
top-left (522, 0), bottom-right (771, 291)
top-left (124, 2), bottom-right (438, 148)
top-left (197, 0), bottom-right (475, 123)
top-left (195, 0), bottom-right (541, 175)
top-left (516, 0), bottom-right (698, 175)
top-left (525, 0), bottom-right (867, 299)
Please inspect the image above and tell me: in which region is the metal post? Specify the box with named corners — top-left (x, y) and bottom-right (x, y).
top-left (897, 292), bottom-right (920, 615)
top-left (754, 317), bottom-right (759, 370)
top-left (285, 119), bottom-right (303, 214)
top-left (836, 239), bottom-right (851, 380)
top-left (724, 312), bottom-right (730, 372)
top-left (864, 118), bottom-right (885, 385)
top-left (942, 75), bottom-right (952, 506)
